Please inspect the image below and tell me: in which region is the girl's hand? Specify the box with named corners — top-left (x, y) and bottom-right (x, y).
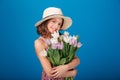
top-left (51, 65), bottom-right (68, 78)
top-left (62, 69), bottom-right (77, 78)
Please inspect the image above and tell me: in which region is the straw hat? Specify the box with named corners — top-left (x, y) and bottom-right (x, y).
top-left (35, 7), bottom-right (72, 30)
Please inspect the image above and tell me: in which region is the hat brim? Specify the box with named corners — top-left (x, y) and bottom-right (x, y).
top-left (35, 15), bottom-right (72, 30)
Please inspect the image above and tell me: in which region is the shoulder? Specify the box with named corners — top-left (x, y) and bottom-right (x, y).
top-left (34, 38), bottom-right (43, 46)
top-left (34, 37), bottom-right (48, 57)
top-left (34, 37), bottom-right (46, 50)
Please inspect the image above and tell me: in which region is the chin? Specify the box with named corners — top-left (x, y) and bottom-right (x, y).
top-left (50, 31), bottom-right (55, 34)
top-left (51, 32), bottom-right (54, 34)
top-left (49, 31), bottom-right (53, 34)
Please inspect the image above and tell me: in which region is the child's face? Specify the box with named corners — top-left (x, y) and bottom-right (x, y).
top-left (47, 17), bottom-right (63, 34)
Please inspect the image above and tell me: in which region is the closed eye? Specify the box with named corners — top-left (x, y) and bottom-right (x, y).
top-left (58, 23), bottom-right (61, 26)
top-left (52, 20), bottom-right (56, 23)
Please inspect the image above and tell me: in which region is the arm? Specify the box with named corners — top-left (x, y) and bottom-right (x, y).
top-left (62, 69), bottom-right (77, 78)
top-left (66, 56), bottom-right (80, 70)
top-left (34, 39), bottom-right (52, 77)
top-left (52, 68), bottom-right (77, 78)
top-left (51, 56), bottom-right (80, 78)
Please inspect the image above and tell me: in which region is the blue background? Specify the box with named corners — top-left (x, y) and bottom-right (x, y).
top-left (0, 0), bottom-right (120, 80)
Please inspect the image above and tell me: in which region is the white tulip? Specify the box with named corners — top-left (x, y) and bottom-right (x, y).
top-left (63, 35), bottom-right (69, 43)
top-left (72, 35), bottom-right (77, 40)
top-left (40, 49), bottom-right (47, 56)
top-left (50, 38), bottom-right (58, 44)
top-left (64, 31), bottom-right (69, 36)
top-left (51, 31), bottom-right (59, 39)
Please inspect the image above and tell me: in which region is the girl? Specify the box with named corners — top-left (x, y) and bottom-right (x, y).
top-left (34, 7), bottom-right (80, 80)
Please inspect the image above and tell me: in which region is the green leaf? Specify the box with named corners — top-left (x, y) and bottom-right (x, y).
top-left (60, 58), bottom-right (66, 65)
top-left (67, 44), bottom-right (71, 56)
top-left (66, 43), bottom-right (69, 56)
top-left (47, 48), bottom-right (54, 57)
top-left (48, 57), bottom-right (55, 66)
top-left (47, 50), bottom-right (53, 57)
top-left (66, 53), bottom-right (75, 63)
top-left (59, 50), bottom-right (63, 58)
top-left (62, 41), bottom-right (66, 57)
top-left (69, 45), bottom-right (74, 54)
top-left (64, 77), bottom-right (73, 80)
top-left (53, 49), bottom-right (60, 66)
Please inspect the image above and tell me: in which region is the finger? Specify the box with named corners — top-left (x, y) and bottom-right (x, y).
top-left (53, 73), bottom-right (59, 78)
top-left (53, 72), bottom-right (63, 78)
top-left (51, 70), bottom-right (57, 74)
top-left (54, 73), bottom-right (62, 78)
top-left (51, 71), bottom-right (58, 77)
top-left (59, 76), bottom-right (62, 78)
top-left (52, 67), bottom-right (57, 70)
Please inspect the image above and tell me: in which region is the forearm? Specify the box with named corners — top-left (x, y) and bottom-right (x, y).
top-left (62, 69), bottom-right (77, 78)
top-left (66, 56), bottom-right (80, 70)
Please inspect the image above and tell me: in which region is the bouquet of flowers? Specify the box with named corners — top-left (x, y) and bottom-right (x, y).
top-left (46, 31), bottom-right (82, 80)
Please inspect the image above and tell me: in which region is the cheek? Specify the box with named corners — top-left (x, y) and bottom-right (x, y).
top-left (47, 26), bottom-right (53, 33)
top-left (48, 23), bottom-right (53, 29)
top-left (49, 26), bottom-right (54, 31)
top-left (57, 26), bottom-right (61, 30)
